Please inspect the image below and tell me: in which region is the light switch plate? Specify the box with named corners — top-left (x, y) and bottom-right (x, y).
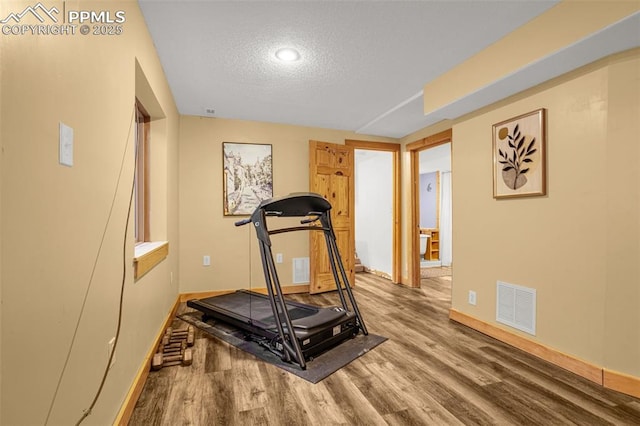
top-left (59, 122), bottom-right (73, 167)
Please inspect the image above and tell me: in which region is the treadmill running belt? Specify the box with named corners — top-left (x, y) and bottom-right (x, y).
top-left (189, 289), bottom-right (352, 335)
top-left (196, 290), bottom-right (319, 325)
top-left (262, 307), bottom-right (312, 324)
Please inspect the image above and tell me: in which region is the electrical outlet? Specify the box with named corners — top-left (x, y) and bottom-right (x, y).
top-left (108, 337), bottom-right (116, 369)
top-left (276, 253), bottom-right (283, 264)
top-left (468, 290), bottom-right (477, 306)
top-left (203, 255), bottom-right (211, 266)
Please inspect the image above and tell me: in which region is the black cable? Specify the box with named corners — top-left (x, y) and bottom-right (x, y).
top-left (43, 107), bottom-right (135, 425)
top-left (248, 220), bottom-right (252, 325)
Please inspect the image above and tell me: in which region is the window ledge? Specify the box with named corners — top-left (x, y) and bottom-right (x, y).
top-left (134, 241), bottom-right (169, 280)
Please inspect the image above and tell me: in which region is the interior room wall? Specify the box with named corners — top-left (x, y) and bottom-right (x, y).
top-left (419, 142), bottom-right (452, 174)
top-left (0, 19), bottom-right (3, 416)
top-left (447, 50), bottom-right (639, 378)
top-left (418, 143), bottom-right (453, 263)
top-left (602, 52), bottom-right (640, 376)
top-left (178, 115), bottom-right (394, 294)
top-left (354, 150), bottom-right (393, 277)
top-left (419, 172), bottom-right (438, 229)
top-left (1, 2), bottom-right (179, 424)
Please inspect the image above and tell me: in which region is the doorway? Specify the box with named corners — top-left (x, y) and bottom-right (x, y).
top-left (408, 130), bottom-right (452, 287)
top-left (346, 140), bottom-right (401, 284)
top-left (354, 149), bottom-right (393, 280)
top-left (418, 143), bottom-right (452, 275)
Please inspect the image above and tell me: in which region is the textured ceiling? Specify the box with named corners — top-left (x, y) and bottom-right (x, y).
top-left (139, 1), bottom-right (565, 138)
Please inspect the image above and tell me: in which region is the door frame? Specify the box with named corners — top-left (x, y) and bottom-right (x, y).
top-left (345, 139), bottom-right (401, 284)
top-left (406, 129), bottom-right (452, 288)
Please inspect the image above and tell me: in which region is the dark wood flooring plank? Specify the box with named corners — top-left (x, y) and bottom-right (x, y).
top-left (256, 363), bottom-right (310, 425)
top-left (288, 376), bottom-right (350, 424)
top-left (323, 369), bottom-right (388, 425)
top-left (128, 368), bottom-right (176, 425)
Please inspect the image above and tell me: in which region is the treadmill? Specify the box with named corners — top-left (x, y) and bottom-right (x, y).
top-left (187, 192), bottom-right (368, 369)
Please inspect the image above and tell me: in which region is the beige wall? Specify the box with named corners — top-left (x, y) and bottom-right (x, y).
top-left (404, 50), bottom-right (640, 378)
top-left (179, 116), bottom-right (394, 294)
top-left (452, 62), bottom-right (609, 365)
top-left (602, 52), bottom-right (640, 375)
top-left (0, 10), bottom-right (3, 417)
top-left (1, 2), bottom-right (179, 424)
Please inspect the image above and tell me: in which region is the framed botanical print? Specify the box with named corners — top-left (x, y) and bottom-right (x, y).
top-left (493, 108), bottom-right (546, 199)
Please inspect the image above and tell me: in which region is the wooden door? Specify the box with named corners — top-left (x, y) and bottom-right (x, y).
top-left (309, 141), bottom-right (355, 294)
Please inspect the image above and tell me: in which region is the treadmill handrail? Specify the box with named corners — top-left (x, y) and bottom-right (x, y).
top-left (268, 226), bottom-right (328, 236)
top-left (252, 192), bottom-right (331, 217)
top-left (235, 218), bottom-right (252, 227)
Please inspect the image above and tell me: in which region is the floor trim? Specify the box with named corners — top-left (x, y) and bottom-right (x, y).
top-left (114, 296), bottom-right (181, 425)
top-left (449, 308), bottom-right (640, 399)
top-left (603, 368), bottom-right (640, 399)
top-left (449, 308), bottom-right (602, 384)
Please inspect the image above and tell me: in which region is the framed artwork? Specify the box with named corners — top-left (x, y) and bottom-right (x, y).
top-left (493, 108), bottom-right (546, 199)
top-left (223, 142), bottom-right (273, 215)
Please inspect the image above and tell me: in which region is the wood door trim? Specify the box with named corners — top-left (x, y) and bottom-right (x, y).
top-left (408, 129), bottom-right (452, 287)
top-left (406, 129), bottom-right (452, 151)
top-left (345, 139), bottom-right (400, 152)
top-left (346, 140), bottom-right (401, 284)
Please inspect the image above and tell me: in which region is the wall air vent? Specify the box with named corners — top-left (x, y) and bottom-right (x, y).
top-left (292, 257), bottom-right (310, 284)
top-left (496, 281), bottom-right (536, 335)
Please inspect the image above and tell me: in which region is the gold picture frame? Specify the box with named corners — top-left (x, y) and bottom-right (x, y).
top-left (223, 142), bottom-right (273, 216)
top-left (493, 108), bottom-right (546, 199)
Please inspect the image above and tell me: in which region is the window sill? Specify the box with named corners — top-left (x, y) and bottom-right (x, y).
top-left (134, 241), bottom-right (169, 280)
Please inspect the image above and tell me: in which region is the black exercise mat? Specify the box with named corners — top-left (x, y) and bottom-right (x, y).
top-left (178, 311), bottom-right (387, 384)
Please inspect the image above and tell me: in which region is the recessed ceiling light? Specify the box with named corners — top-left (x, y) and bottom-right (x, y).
top-left (275, 47), bottom-right (301, 62)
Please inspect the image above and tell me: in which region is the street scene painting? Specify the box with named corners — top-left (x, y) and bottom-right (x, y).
top-left (223, 142), bottom-right (273, 215)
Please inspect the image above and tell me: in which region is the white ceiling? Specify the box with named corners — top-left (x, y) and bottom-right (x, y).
top-left (139, 1), bottom-right (639, 139)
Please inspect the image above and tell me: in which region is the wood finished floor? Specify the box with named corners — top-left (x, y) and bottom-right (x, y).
top-left (130, 272), bottom-right (640, 425)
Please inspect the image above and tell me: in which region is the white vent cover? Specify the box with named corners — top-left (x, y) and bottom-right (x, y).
top-left (496, 281), bottom-right (536, 335)
top-left (292, 257), bottom-right (310, 284)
